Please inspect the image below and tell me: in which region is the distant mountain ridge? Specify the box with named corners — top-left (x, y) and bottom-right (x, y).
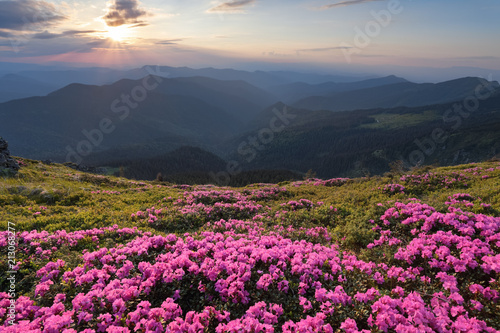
top-left (294, 77), bottom-right (500, 111)
top-left (0, 64), bottom-right (375, 103)
top-left (0, 76), bottom-right (254, 161)
top-left (269, 75), bottom-right (409, 103)
top-left (1, 68), bottom-right (499, 180)
top-left (0, 73), bottom-right (58, 103)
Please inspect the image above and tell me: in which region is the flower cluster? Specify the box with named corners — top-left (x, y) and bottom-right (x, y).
top-left (400, 172), bottom-right (470, 193)
top-left (90, 190), bottom-right (121, 195)
top-left (380, 184), bottom-right (405, 195)
top-left (1, 193), bottom-right (499, 332)
top-left (291, 178), bottom-right (350, 187)
top-left (280, 199), bottom-right (316, 211)
top-left (132, 187), bottom-right (292, 229)
top-left (2, 160), bottom-right (500, 332)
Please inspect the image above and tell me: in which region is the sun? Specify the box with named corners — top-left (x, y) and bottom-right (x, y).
top-left (106, 26), bottom-right (130, 42)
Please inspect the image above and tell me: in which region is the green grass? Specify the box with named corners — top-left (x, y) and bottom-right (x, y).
top-left (361, 110), bottom-right (439, 129)
top-left (1, 157), bottom-right (500, 316)
top-left (1, 157), bottom-right (499, 252)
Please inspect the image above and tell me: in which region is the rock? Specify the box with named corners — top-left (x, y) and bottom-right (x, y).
top-left (63, 162), bottom-right (106, 174)
top-left (0, 137), bottom-right (20, 176)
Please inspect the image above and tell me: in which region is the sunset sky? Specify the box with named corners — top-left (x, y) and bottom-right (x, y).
top-left (0, 0), bottom-right (499, 72)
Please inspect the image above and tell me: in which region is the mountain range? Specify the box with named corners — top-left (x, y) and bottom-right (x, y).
top-left (0, 74), bottom-right (58, 103)
top-left (0, 65), bottom-right (375, 103)
top-left (1, 65), bottom-right (499, 183)
top-left (293, 77), bottom-right (500, 111)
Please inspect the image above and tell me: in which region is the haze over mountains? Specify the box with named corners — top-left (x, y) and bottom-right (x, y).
top-left (0, 65), bottom-right (376, 103)
top-left (1, 64), bottom-right (499, 183)
top-left (293, 77), bottom-right (500, 112)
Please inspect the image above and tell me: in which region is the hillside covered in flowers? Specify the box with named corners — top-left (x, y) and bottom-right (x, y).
top-left (1, 159), bottom-right (500, 332)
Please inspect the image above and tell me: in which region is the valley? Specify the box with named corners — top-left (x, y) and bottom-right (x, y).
top-left (1, 67), bottom-right (499, 184)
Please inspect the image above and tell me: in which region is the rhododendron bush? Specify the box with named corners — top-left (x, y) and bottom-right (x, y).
top-left (2, 196), bottom-right (500, 332)
top-left (1, 161), bottom-right (499, 332)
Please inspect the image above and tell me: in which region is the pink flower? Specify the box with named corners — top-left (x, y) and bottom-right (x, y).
top-left (299, 296), bottom-right (312, 312)
top-left (340, 318), bottom-right (359, 333)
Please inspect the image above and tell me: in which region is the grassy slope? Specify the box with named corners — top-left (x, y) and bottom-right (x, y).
top-left (1, 157), bottom-right (500, 330)
top-left (2, 158), bottom-right (499, 245)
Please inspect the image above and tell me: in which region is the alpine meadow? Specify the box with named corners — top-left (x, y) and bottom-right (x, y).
top-left (1, 0), bottom-right (500, 332)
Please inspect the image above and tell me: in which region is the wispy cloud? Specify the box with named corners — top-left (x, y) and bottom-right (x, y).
top-left (129, 23), bottom-right (149, 28)
top-left (297, 46), bottom-right (352, 52)
top-left (155, 39), bottom-right (183, 45)
top-left (207, 0), bottom-right (256, 13)
top-left (451, 56), bottom-right (500, 61)
top-left (0, 35), bottom-right (114, 57)
top-left (262, 51), bottom-right (294, 57)
top-left (0, 0), bottom-right (66, 31)
top-left (32, 30), bottom-right (99, 39)
top-left (319, 0), bottom-right (384, 10)
top-left (0, 30), bottom-right (13, 38)
top-left (101, 0), bottom-right (150, 27)
top-left (86, 39), bottom-right (115, 48)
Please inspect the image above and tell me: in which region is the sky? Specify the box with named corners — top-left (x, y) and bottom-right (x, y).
top-left (0, 0), bottom-right (499, 76)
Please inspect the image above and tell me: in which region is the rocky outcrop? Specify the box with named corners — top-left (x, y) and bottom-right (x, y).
top-left (63, 162), bottom-right (107, 174)
top-left (0, 137), bottom-right (20, 176)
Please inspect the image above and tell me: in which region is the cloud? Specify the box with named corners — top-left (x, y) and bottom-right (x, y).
top-left (101, 0), bottom-right (149, 27)
top-left (0, 36), bottom-right (104, 57)
top-left (32, 30), bottom-right (99, 39)
top-left (207, 0), bottom-right (256, 13)
top-left (451, 56), bottom-right (500, 61)
top-left (84, 38), bottom-right (129, 51)
top-left (0, 0), bottom-right (66, 31)
top-left (297, 46), bottom-right (352, 52)
top-left (129, 23), bottom-right (149, 28)
top-left (86, 39), bottom-right (113, 48)
top-left (262, 51), bottom-right (294, 57)
top-left (319, 0), bottom-right (384, 10)
top-left (155, 39), bottom-right (183, 45)
top-left (0, 30), bottom-right (13, 38)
